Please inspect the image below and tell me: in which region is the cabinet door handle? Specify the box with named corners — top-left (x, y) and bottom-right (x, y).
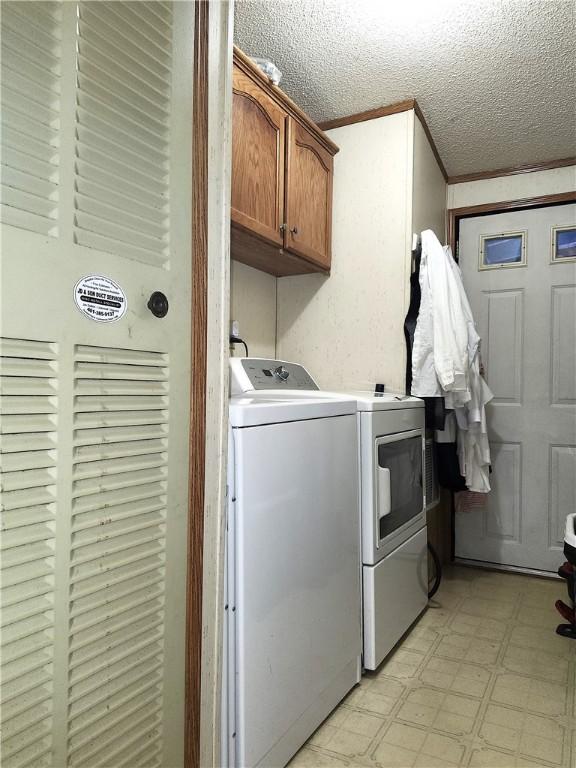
top-left (279, 223), bottom-right (287, 233)
top-left (290, 226), bottom-right (298, 235)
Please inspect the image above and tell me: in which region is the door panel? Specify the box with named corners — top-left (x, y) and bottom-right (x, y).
top-left (549, 445), bottom-right (576, 548)
top-left (551, 285), bottom-right (576, 404)
top-left (455, 203), bottom-right (576, 572)
top-left (0, 3), bottom-right (193, 766)
top-left (285, 118), bottom-right (333, 269)
top-left (482, 289), bottom-right (524, 404)
top-left (231, 66), bottom-right (286, 245)
top-left (484, 442), bottom-right (521, 543)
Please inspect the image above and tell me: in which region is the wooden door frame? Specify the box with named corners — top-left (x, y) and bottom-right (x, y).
top-left (447, 190), bottom-right (576, 256)
top-left (186, 1), bottom-right (209, 765)
top-left (446, 188), bottom-right (576, 562)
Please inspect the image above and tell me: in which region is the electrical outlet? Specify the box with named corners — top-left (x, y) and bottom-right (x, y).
top-left (231, 320), bottom-right (239, 337)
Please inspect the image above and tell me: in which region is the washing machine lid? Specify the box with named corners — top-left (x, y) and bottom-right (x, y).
top-left (229, 394), bottom-right (356, 427)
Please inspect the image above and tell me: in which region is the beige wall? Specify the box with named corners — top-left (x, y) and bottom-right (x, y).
top-left (277, 111), bottom-right (414, 392)
top-left (230, 260), bottom-right (277, 358)
top-left (232, 108), bottom-right (448, 393)
top-left (412, 116), bottom-right (447, 241)
top-left (447, 165), bottom-right (576, 209)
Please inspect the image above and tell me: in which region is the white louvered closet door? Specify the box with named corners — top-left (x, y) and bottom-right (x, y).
top-left (0, 3), bottom-right (194, 767)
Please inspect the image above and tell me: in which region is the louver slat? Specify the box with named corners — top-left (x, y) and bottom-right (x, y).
top-left (0, 338), bottom-right (58, 768)
top-left (80, 3), bottom-right (171, 72)
top-left (74, 2), bottom-right (172, 268)
top-left (104, 1), bottom-right (172, 51)
top-left (77, 35), bottom-right (169, 105)
top-left (76, 92), bottom-right (168, 153)
top-left (68, 344), bottom-right (168, 766)
top-left (0, 2), bottom-right (61, 237)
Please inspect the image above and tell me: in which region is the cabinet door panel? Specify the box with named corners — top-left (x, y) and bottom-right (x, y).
top-left (232, 66), bottom-right (286, 245)
top-left (285, 118), bottom-right (333, 270)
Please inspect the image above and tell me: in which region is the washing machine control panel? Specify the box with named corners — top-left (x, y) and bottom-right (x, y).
top-left (230, 358), bottom-right (319, 393)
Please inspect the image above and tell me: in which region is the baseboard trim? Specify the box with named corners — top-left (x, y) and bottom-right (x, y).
top-left (453, 557), bottom-right (560, 581)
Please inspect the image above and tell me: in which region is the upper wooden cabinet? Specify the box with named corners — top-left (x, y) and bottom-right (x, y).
top-left (232, 67), bottom-right (286, 247)
top-left (231, 47), bottom-right (338, 277)
top-left (285, 119), bottom-right (333, 271)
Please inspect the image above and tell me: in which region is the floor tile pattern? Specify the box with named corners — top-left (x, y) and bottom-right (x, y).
top-left (289, 567), bottom-right (576, 768)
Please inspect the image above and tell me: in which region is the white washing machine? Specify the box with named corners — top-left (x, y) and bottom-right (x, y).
top-left (222, 359), bottom-right (362, 768)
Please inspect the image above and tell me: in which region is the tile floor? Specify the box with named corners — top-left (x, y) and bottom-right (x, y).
top-left (289, 566), bottom-right (576, 768)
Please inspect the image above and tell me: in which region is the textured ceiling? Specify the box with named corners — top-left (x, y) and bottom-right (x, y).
top-left (234, 0), bottom-right (576, 176)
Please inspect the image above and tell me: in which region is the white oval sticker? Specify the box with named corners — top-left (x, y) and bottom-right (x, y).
top-left (74, 275), bottom-right (127, 323)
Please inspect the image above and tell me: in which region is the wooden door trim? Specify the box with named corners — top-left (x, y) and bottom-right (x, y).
top-left (448, 191), bottom-right (576, 255)
top-left (446, 198), bottom-right (576, 578)
top-left (446, 190), bottom-right (576, 561)
top-left (186, 1), bottom-right (208, 766)
top-left (447, 190), bottom-right (576, 563)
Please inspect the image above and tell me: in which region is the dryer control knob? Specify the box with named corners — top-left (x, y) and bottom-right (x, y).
top-left (274, 365), bottom-right (289, 382)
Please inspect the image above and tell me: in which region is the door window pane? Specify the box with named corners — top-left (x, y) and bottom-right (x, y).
top-left (479, 232), bottom-right (526, 270)
top-left (378, 436), bottom-right (423, 539)
top-left (552, 226), bottom-right (576, 263)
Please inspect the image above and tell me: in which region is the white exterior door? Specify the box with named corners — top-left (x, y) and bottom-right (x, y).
top-left (455, 203), bottom-right (576, 573)
top-left (1, 3), bottom-right (194, 766)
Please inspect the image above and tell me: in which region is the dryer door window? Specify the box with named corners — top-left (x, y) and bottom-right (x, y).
top-left (376, 433), bottom-right (423, 542)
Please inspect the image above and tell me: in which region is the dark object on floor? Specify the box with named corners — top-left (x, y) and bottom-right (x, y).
top-left (556, 623), bottom-right (576, 639)
top-left (427, 542), bottom-right (442, 599)
top-left (559, 563), bottom-right (576, 604)
top-left (556, 513), bottom-right (576, 639)
top-left (554, 599), bottom-right (575, 624)
top-left (558, 561), bottom-right (574, 580)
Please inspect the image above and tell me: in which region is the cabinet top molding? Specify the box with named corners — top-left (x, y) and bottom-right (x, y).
top-left (318, 99), bottom-right (448, 182)
top-left (233, 46), bottom-right (339, 157)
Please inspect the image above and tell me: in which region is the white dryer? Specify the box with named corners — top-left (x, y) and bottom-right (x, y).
top-left (352, 393), bottom-right (428, 670)
top-left (222, 359), bottom-right (362, 768)
top-left (283, 384), bottom-right (429, 670)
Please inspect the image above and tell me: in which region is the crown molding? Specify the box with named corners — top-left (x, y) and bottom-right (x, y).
top-left (447, 157), bottom-right (576, 185)
top-left (318, 98), bottom-right (448, 181)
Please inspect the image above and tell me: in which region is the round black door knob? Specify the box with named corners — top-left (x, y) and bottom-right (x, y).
top-left (147, 291), bottom-right (169, 318)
